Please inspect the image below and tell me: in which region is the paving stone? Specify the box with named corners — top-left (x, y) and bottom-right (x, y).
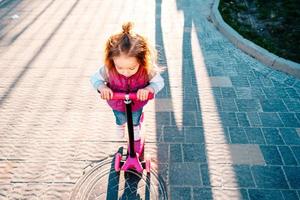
top-left (260, 76), bottom-right (274, 87)
top-left (260, 99), bottom-right (288, 112)
top-left (256, 67), bottom-right (275, 77)
top-left (212, 87), bottom-right (223, 99)
top-left (239, 189), bottom-right (251, 200)
top-left (155, 112), bottom-right (171, 126)
top-left (200, 164), bottom-right (211, 186)
top-left (184, 126), bottom-right (204, 143)
top-left (184, 87), bottom-right (199, 96)
top-left (294, 81), bottom-right (300, 89)
top-left (284, 77), bottom-right (297, 86)
top-left (250, 87), bottom-right (266, 99)
top-left (229, 144), bottom-right (265, 165)
top-left (224, 68), bottom-right (239, 77)
top-left (249, 77), bottom-right (264, 87)
top-left (235, 87), bottom-right (253, 99)
top-left (220, 98), bottom-right (238, 111)
top-left (195, 112), bottom-right (203, 126)
top-left (244, 128), bottom-right (265, 144)
top-left (154, 99), bottom-right (174, 112)
top-left (230, 76), bottom-right (250, 87)
top-left (182, 98), bottom-right (200, 111)
top-left (251, 166), bottom-right (289, 189)
top-left (279, 128), bottom-right (300, 145)
top-left (214, 98), bottom-right (223, 111)
top-left (211, 66), bottom-right (225, 76)
top-left (278, 113), bottom-right (300, 127)
top-left (283, 98), bottom-right (300, 112)
top-left (229, 127), bottom-right (249, 144)
top-left (169, 163), bottom-right (202, 186)
top-left (263, 87), bottom-right (289, 98)
top-left (284, 167), bottom-right (300, 189)
top-left (157, 163), bottom-right (169, 184)
top-left (170, 144), bottom-right (182, 162)
top-left (237, 113), bottom-right (251, 127)
top-left (223, 165), bottom-right (255, 188)
top-left (296, 114), bottom-right (300, 123)
top-left (182, 144), bottom-right (206, 163)
top-left (199, 188), bottom-right (249, 200)
top-left (291, 146), bottom-right (300, 164)
top-left (294, 88), bottom-right (300, 94)
top-left (236, 65), bottom-right (255, 76)
top-left (285, 88), bottom-right (300, 98)
top-left (252, 66), bottom-right (273, 77)
top-left (170, 187), bottom-right (191, 200)
top-left (223, 127), bottom-right (232, 143)
top-left (272, 80), bottom-right (287, 88)
top-left (221, 87), bottom-right (237, 98)
top-left (236, 99), bottom-right (262, 112)
top-left (248, 189), bottom-right (284, 200)
top-left (259, 113), bottom-right (284, 127)
top-left (281, 190), bottom-right (299, 200)
top-left (193, 188), bottom-right (213, 200)
top-left (154, 144), bottom-right (169, 163)
top-left (268, 71), bottom-right (289, 83)
top-left (260, 145), bottom-right (283, 165)
top-left (210, 77), bottom-right (232, 87)
top-left (163, 126), bottom-right (184, 143)
top-left (220, 112), bottom-right (239, 127)
top-left (262, 128), bottom-right (284, 145)
top-left (278, 146), bottom-right (298, 166)
top-left (155, 87), bottom-right (170, 98)
top-left (247, 112), bottom-right (262, 127)
top-left (170, 111), bottom-right (196, 126)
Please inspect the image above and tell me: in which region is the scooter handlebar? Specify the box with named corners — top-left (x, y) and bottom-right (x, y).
top-left (111, 92), bottom-right (154, 100)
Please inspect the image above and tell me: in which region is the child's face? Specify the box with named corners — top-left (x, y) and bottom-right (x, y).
top-left (113, 54), bottom-right (139, 77)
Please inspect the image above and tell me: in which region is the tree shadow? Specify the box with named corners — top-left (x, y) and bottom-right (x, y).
top-left (0, 0), bottom-right (81, 107)
top-left (154, 0), bottom-right (248, 199)
top-left (9, 0), bottom-right (57, 44)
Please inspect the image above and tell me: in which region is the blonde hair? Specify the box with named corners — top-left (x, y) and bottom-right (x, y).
top-left (104, 22), bottom-right (157, 76)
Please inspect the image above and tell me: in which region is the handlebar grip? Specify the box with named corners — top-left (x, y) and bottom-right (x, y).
top-left (111, 92), bottom-right (154, 100)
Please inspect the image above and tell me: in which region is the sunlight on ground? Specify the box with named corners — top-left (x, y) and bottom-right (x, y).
top-left (191, 23), bottom-right (241, 199)
top-left (161, 0), bottom-right (184, 129)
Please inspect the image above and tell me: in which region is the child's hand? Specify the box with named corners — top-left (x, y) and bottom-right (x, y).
top-left (137, 87), bottom-right (154, 101)
top-left (99, 86), bottom-right (113, 100)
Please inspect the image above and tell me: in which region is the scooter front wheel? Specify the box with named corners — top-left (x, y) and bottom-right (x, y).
top-left (114, 153), bottom-right (122, 172)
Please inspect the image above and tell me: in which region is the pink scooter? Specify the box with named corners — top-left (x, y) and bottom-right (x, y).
top-left (112, 92), bottom-right (154, 173)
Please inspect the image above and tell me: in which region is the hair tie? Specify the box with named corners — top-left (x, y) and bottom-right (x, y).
top-left (122, 22), bottom-right (133, 34)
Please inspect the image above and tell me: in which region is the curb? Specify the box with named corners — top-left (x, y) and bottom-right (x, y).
top-left (210, 0), bottom-right (300, 79)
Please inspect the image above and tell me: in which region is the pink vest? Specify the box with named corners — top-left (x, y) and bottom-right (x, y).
top-left (107, 68), bottom-right (149, 112)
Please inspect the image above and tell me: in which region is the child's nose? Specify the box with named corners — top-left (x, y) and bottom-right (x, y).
top-left (123, 71), bottom-right (131, 77)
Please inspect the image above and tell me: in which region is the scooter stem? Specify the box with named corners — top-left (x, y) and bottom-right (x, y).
top-left (124, 96), bottom-right (135, 158)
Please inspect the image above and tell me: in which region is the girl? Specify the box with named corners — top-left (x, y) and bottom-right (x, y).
top-left (90, 22), bottom-right (164, 143)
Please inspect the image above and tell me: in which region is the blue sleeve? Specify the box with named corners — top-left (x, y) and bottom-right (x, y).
top-left (148, 73), bottom-right (164, 94)
top-left (90, 67), bottom-right (106, 91)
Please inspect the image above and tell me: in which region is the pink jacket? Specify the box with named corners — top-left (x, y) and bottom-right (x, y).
top-left (107, 68), bottom-right (149, 112)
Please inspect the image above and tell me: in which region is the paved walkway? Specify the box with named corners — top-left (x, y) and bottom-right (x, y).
top-left (0, 0), bottom-right (299, 199)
